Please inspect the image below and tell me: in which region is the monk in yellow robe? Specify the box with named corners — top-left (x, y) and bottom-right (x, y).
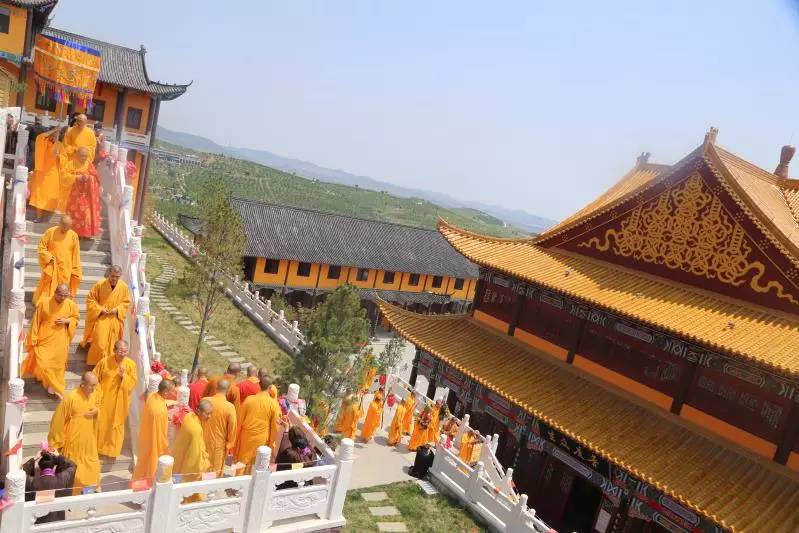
top-left (386, 396), bottom-right (407, 446)
top-left (401, 393), bottom-right (417, 435)
top-left (428, 399), bottom-right (443, 444)
top-left (132, 379), bottom-right (174, 483)
top-left (33, 216), bottom-right (82, 304)
top-left (48, 372), bottom-right (102, 493)
top-left (64, 114), bottom-right (97, 161)
top-left (334, 394), bottom-right (361, 439)
top-left (93, 340), bottom-right (138, 458)
top-left (58, 146), bottom-right (91, 213)
top-left (22, 284), bottom-right (78, 398)
top-left (82, 265), bottom-right (131, 365)
top-left (29, 127), bottom-right (67, 217)
top-left (202, 380), bottom-right (238, 476)
top-left (408, 405), bottom-right (433, 451)
top-left (173, 399), bottom-right (212, 502)
top-left (203, 362), bottom-right (242, 412)
top-left (235, 376), bottom-right (281, 474)
top-left (360, 389), bottom-right (384, 443)
top-left (459, 430), bottom-right (478, 465)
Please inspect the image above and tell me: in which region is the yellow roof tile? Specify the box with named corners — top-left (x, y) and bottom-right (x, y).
top-left (378, 301), bottom-right (799, 532)
top-left (439, 220), bottom-right (799, 375)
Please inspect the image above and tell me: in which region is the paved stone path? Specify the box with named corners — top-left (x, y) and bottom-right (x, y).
top-left (149, 254), bottom-right (251, 369)
top-left (361, 492), bottom-right (408, 532)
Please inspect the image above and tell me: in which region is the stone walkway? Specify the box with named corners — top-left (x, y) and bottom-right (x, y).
top-left (148, 254), bottom-right (250, 368)
top-left (360, 491), bottom-right (408, 532)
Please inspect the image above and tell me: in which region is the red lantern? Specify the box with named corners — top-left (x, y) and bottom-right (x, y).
top-left (378, 374), bottom-right (387, 386)
top-left (386, 393), bottom-right (396, 407)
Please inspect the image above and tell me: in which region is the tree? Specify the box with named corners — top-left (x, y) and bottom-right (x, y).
top-left (377, 336), bottom-right (406, 375)
top-left (178, 180), bottom-right (247, 377)
top-left (277, 284), bottom-right (370, 424)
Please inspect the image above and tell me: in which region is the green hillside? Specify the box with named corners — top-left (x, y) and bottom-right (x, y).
top-left (149, 142), bottom-right (528, 238)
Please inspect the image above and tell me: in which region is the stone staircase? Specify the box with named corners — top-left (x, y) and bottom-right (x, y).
top-left (21, 207), bottom-right (134, 489)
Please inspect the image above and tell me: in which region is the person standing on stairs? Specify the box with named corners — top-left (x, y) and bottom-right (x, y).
top-left (132, 378), bottom-right (174, 484)
top-left (234, 375), bottom-right (281, 474)
top-left (201, 379), bottom-right (238, 477)
top-left (33, 215), bottom-right (82, 304)
top-left (64, 114), bottom-right (97, 162)
top-left (22, 283), bottom-right (79, 398)
top-left (237, 365), bottom-right (260, 405)
top-left (47, 372), bottom-right (102, 495)
top-left (203, 362), bottom-right (242, 413)
top-left (81, 265), bottom-right (131, 366)
top-left (173, 399), bottom-right (213, 503)
top-left (93, 340), bottom-right (138, 459)
top-left (188, 367), bottom-right (209, 410)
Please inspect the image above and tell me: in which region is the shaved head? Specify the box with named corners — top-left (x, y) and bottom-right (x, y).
top-left (247, 366), bottom-right (257, 377)
top-left (59, 215), bottom-right (72, 231)
top-left (158, 379), bottom-right (175, 395)
top-left (54, 283), bottom-right (70, 303)
top-left (259, 375), bottom-right (272, 391)
top-left (257, 367), bottom-right (267, 378)
top-left (198, 367), bottom-right (208, 378)
top-left (217, 379), bottom-right (230, 393)
top-left (80, 371), bottom-right (98, 395)
top-left (227, 363), bottom-right (241, 376)
top-left (197, 398), bottom-right (213, 420)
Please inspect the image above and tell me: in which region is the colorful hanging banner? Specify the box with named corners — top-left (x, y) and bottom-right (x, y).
top-left (33, 33), bottom-right (101, 107)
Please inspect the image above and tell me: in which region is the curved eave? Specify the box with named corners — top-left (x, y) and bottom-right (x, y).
top-left (436, 217), bottom-right (536, 245)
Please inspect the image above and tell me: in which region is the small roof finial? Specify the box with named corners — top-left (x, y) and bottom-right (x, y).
top-left (636, 152), bottom-right (651, 167)
top-left (704, 126), bottom-right (719, 146)
top-left (140, 44), bottom-right (147, 54)
top-left (774, 145), bottom-right (796, 179)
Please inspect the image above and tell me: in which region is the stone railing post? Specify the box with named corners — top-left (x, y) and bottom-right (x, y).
top-left (466, 461), bottom-right (485, 503)
top-left (455, 413), bottom-right (470, 445)
top-left (147, 455), bottom-right (175, 533)
top-left (243, 446), bottom-right (272, 532)
top-left (431, 434), bottom-right (448, 475)
top-left (3, 377), bottom-right (25, 471)
top-left (492, 433), bottom-right (499, 454)
top-left (326, 438), bottom-right (355, 521)
top-left (0, 469), bottom-right (25, 533)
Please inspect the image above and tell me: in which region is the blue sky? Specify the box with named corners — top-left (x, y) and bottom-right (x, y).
top-left (55, 1), bottom-right (799, 221)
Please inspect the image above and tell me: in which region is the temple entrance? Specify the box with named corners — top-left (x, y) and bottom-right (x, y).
top-left (560, 474), bottom-right (603, 532)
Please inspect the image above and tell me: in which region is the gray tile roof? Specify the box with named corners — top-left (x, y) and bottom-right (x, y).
top-left (40, 27), bottom-right (189, 100)
top-left (184, 199), bottom-right (479, 279)
top-left (254, 284), bottom-right (459, 305)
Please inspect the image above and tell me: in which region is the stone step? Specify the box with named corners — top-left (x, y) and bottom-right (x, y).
top-left (27, 259), bottom-right (109, 278)
top-left (25, 244), bottom-right (112, 264)
top-left (23, 409), bottom-right (53, 433)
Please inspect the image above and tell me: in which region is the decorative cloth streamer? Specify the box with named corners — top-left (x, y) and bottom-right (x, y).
top-left (33, 33), bottom-right (101, 107)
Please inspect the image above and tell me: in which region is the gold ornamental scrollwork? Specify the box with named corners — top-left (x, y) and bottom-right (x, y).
top-left (579, 173), bottom-right (798, 305)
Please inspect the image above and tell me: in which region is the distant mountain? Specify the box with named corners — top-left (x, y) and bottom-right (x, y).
top-left (158, 127), bottom-right (555, 234)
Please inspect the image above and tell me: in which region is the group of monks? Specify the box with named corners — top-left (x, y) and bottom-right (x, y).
top-left (28, 113), bottom-right (103, 238)
top-left (133, 363), bottom-right (284, 493)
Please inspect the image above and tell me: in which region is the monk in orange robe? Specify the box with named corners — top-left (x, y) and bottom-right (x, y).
top-left (132, 379), bottom-right (174, 483)
top-left (459, 430), bottom-right (478, 465)
top-left (22, 283), bottom-right (78, 398)
top-left (203, 362), bottom-right (242, 412)
top-left (29, 127), bottom-right (66, 218)
top-left (81, 265), bottom-right (130, 366)
top-left (58, 146), bottom-right (92, 213)
top-left (93, 340), bottom-right (138, 458)
top-left (408, 405), bottom-right (433, 451)
top-left (237, 365), bottom-right (260, 405)
top-left (188, 367), bottom-right (209, 411)
top-left (401, 393), bottom-right (417, 435)
top-left (334, 395), bottom-right (361, 440)
top-left (386, 397), bottom-right (407, 446)
top-left (48, 372), bottom-right (102, 494)
top-left (360, 389), bottom-right (384, 443)
top-left (235, 376), bottom-right (281, 474)
top-left (64, 114), bottom-right (97, 161)
top-left (201, 380), bottom-right (238, 476)
top-left (173, 399), bottom-right (212, 502)
top-left (427, 399), bottom-right (443, 444)
top-left (33, 216), bottom-right (82, 304)
top-left (66, 158), bottom-right (101, 238)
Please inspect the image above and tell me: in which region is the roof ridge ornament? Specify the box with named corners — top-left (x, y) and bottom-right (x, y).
top-left (774, 145), bottom-right (796, 179)
top-left (636, 152), bottom-right (651, 167)
top-left (704, 126), bottom-right (719, 147)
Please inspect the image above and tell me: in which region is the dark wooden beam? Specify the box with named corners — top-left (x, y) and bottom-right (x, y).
top-left (113, 88), bottom-right (127, 142)
top-left (565, 317), bottom-right (587, 364)
top-left (507, 290), bottom-right (525, 336)
top-left (409, 347), bottom-right (421, 387)
top-left (669, 359), bottom-right (700, 415)
top-left (774, 400), bottom-right (799, 464)
top-left (134, 97), bottom-right (160, 220)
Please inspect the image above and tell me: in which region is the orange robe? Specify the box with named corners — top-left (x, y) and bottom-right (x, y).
top-left (386, 402), bottom-right (407, 446)
top-left (173, 412), bottom-right (209, 502)
top-left (93, 355), bottom-right (137, 457)
top-left (48, 387), bottom-right (102, 493)
top-left (401, 395), bottom-right (416, 435)
top-left (28, 136), bottom-right (64, 213)
top-left (82, 278), bottom-right (131, 365)
top-left (58, 150), bottom-right (92, 213)
top-left (360, 392), bottom-right (384, 443)
top-left (203, 374), bottom-right (241, 412)
top-left (235, 391), bottom-right (281, 473)
top-left (459, 433), bottom-right (477, 464)
top-left (201, 393), bottom-right (237, 476)
top-left (132, 392), bottom-right (170, 482)
top-left (237, 376), bottom-right (260, 404)
top-left (22, 295), bottom-right (78, 397)
top-left (428, 404), bottom-right (442, 444)
top-left (64, 125), bottom-right (97, 161)
top-left (33, 226), bottom-right (81, 304)
top-left (335, 402), bottom-right (361, 440)
top-left (408, 410), bottom-right (432, 452)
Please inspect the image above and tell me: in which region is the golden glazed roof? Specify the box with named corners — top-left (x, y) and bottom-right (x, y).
top-left (439, 220), bottom-right (799, 375)
top-left (378, 301), bottom-right (799, 532)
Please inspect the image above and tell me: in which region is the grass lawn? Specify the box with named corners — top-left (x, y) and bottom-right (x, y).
top-left (142, 225), bottom-right (289, 376)
top-left (344, 481), bottom-right (486, 533)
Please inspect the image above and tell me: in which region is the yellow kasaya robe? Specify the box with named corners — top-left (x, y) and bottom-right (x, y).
top-left (202, 374), bottom-right (241, 412)
top-left (64, 125), bottom-right (97, 161)
top-left (93, 356), bottom-right (137, 457)
top-left (172, 412), bottom-right (210, 502)
top-left (58, 150), bottom-right (92, 213)
top-left (33, 226), bottom-right (82, 304)
top-left (459, 433), bottom-right (477, 465)
top-left (28, 136), bottom-right (65, 213)
top-left (359, 392), bottom-right (384, 443)
top-left (22, 295), bottom-right (79, 397)
top-left (361, 365), bottom-right (377, 391)
top-left (335, 402), bottom-right (361, 440)
top-left (386, 401), bottom-right (407, 446)
top-left (48, 387), bottom-right (102, 493)
top-left (408, 410), bottom-right (432, 452)
top-left (132, 392), bottom-right (170, 483)
top-left (428, 405), bottom-right (442, 444)
top-left (401, 395), bottom-right (416, 435)
top-left (82, 278), bottom-right (131, 365)
top-left (201, 393), bottom-right (237, 476)
top-left (235, 391), bottom-right (281, 473)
